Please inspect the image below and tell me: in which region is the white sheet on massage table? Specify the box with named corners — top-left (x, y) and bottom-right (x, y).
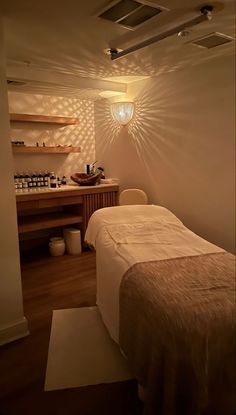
top-left (85, 205), bottom-right (224, 343)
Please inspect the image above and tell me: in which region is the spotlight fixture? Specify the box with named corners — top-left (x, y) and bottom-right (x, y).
top-left (104, 48), bottom-right (123, 57)
top-left (177, 28), bottom-right (191, 37)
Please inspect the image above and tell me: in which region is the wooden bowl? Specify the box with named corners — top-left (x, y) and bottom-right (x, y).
top-left (70, 172), bottom-right (102, 186)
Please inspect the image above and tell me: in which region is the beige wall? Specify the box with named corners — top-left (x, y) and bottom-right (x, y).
top-left (0, 24), bottom-right (29, 345)
top-left (95, 54), bottom-right (235, 253)
top-left (9, 92), bottom-right (95, 178)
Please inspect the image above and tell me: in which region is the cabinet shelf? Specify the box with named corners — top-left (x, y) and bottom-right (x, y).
top-left (12, 146), bottom-right (81, 154)
top-left (18, 212), bottom-right (82, 234)
top-left (10, 113), bottom-right (80, 125)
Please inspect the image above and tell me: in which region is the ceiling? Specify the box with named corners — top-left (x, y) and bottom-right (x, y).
top-left (1, 0), bottom-right (235, 98)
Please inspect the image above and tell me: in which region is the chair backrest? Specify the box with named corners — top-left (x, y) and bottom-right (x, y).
top-left (119, 189), bottom-right (148, 205)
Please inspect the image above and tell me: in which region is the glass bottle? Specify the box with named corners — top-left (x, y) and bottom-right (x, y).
top-left (37, 173), bottom-right (43, 187)
top-left (62, 176), bottom-right (67, 185)
top-left (28, 174), bottom-right (33, 188)
top-left (44, 172), bottom-right (50, 187)
top-left (57, 177), bottom-right (61, 187)
top-left (22, 174), bottom-right (28, 189)
top-left (50, 174), bottom-right (57, 188)
top-left (32, 174), bottom-right (37, 187)
top-left (14, 174), bottom-right (18, 190)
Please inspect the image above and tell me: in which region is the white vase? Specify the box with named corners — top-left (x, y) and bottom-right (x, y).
top-left (49, 238), bottom-right (65, 256)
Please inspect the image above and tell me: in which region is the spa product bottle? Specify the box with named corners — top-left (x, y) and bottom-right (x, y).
top-left (28, 174), bottom-right (33, 188)
top-left (86, 164), bottom-right (91, 175)
top-left (25, 174), bottom-right (30, 184)
top-left (22, 175), bottom-right (28, 189)
top-left (61, 176), bottom-right (67, 185)
top-left (32, 174), bottom-right (37, 187)
top-left (18, 174), bottom-right (24, 189)
top-left (44, 172), bottom-right (50, 187)
top-left (14, 175), bottom-right (18, 190)
top-left (39, 174), bottom-right (43, 187)
top-left (37, 173), bottom-right (42, 187)
top-left (50, 174), bottom-right (57, 188)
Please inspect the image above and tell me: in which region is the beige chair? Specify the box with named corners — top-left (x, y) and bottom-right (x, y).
top-left (119, 188), bottom-right (148, 205)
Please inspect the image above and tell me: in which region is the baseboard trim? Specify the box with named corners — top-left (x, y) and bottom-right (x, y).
top-left (0, 317), bottom-right (29, 346)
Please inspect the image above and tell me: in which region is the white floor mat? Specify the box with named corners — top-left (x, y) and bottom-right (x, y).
top-left (45, 307), bottom-right (132, 391)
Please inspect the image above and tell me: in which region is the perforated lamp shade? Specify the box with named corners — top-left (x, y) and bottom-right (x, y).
top-left (111, 102), bottom-right (135, 126)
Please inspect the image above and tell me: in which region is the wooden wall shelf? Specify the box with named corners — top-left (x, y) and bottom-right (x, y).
top-left (10, 113), bottom-right (80, 125)
top-left (12, 146), bottom-right (81, 154)
top-left (18, 212), bottom-right (83, 234)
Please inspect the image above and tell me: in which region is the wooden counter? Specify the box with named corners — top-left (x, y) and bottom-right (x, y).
top-left (15, 184), bottom-right (118, 201)
top-left (15, 184), bottom-right (119, 246)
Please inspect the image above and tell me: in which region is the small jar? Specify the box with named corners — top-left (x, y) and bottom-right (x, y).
top-left (49, 237), bottom-right (65, 256)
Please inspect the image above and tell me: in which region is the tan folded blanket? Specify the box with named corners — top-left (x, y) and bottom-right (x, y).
top-left (119, 252), bottom-right (236, 415)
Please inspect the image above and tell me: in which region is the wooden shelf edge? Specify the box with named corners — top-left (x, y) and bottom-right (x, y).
top-left (12, 146), bottom-right (81, 154)
top-left (18, 213), bottom-right (82, 234)
top-left (15, 185), bottom-right (119, 202)
top-left (10, 113), bottom-right (80, 125)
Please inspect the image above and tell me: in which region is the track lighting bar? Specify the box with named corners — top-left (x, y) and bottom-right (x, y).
top-left (110, 5), bottom-right (213, 61)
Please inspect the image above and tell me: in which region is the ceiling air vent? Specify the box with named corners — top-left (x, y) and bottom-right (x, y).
top-left (190, 32), bottom-right (234, 49)
top-left (98, 0), bottom-right (168, 30)
top-left (7, 79), bottom-right (28, 87)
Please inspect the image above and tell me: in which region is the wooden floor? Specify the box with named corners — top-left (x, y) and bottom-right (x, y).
top-left (0, 252), bottom-right (142, 415)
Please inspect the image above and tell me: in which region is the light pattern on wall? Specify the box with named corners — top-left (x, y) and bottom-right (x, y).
top-left (9, 92), bottom-right (95, 178)
top-left (94, 56), bottom-right (235, 254)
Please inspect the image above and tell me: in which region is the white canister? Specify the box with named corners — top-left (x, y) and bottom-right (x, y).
top-left (63, 228), bottom-right (82, 255)
top-left (49, 237), bottom-right (65, 256)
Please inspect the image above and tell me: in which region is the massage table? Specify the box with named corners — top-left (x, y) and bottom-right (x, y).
top-left (85, 205), bottom-right (235, 415)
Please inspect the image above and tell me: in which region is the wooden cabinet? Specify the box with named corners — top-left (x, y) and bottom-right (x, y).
top-left (16, 185), bottom-right (119, 250)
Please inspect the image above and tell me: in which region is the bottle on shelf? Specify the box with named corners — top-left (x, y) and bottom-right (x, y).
top-left (25, 174), bottom-right (31, 185)
top-left (86, 164), bottom-right (91, 175)
top-left (22, 174), bottom-right (28, 189)
top-left (50, 172), bottom-right (57, 188)
top-left (14, 174), bottom-right (19, 189)
top-left (57, 177), bottom-right (61, 187)
top-left (39, 173), bottom-right (45, 188)
top-left (18, 174), bottom-right (23, 189)
top-left (32, 173), bottom-right (37, 187)
top-left (44, 172), bottom-right (49, 187)
top-left (36, 173), bottom-right (41, 187)
top-left (61, 176), bottom-right (67, 185)
top-left (28, 174), bottom-right (33, 188)
top-left (14, 171), bottom-right (67, 191)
